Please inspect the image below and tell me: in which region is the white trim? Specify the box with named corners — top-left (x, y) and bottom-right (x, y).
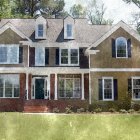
top-left (90, 68), bottom-right (140, 72)
top-left (102, 77), bottom-right (114, 101)
top-left (54, 74), bottom-right (58, 100)
top-left (87, 21), bottom-right (140, 52)
top-left (81, 73), bottom-right (85, 100)
top-left (0, 22), bottom-right (31, 41)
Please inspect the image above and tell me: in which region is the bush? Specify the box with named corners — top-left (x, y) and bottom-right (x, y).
top-left (128, 109), bottom-right (135, 114)
top-left (94, 108), bottom-right (102, 113)
top-left (53, 107), bottom-right (60, 113)
top-left (119, 109), bottom-right (127, 114)
top-left (77, 108), bottom-right (85, 113)
top-left (109, 108), bottom-right (116, 113)
top-left (65, 105), bottom-right (73, 114)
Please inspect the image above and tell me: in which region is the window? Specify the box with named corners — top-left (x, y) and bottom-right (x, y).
top-left (102, 77), bottom-right (114, 100)
top-left (35, 47), bottom-right (45, 66)
top-left (58, 78), bottom-right (81, 98)
top-left (38, 24), bottom-right (43, 37)
top-left (116, 37), bottom-right (128, 58)
top-left (0, 75), bottom-right (20, 98)
top-left (60, 49), bottom-right (79, 65)
top-left (132, 77), bottom-right (140, 100)
top-left (67, 24), bottom-right (72, 37)
top-left (0, 44), bottom-right (19, 64)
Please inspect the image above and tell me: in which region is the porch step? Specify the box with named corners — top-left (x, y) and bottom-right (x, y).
top-left (24, 106), bottom-right (50, 113)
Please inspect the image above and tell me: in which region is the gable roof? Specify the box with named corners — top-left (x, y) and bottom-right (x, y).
top-left (86, 21), bottom-right (140, 52)
top-left (0, 21), bottom-right (31, 41)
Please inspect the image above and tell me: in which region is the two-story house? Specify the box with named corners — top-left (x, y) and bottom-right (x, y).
top-left (0, 15), bottom-right (140, 112)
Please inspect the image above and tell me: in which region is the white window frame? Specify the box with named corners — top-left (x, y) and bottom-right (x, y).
top-left (102, 77), bottom-right (114, 101)
top-left (35, 47), bottom-right (45, 66)
top-left (132, 77), bottom-right (140, 100)
top-left (0, 75), bottom-right (20, 98)
top-left (0, 44), bottom-right (19, 64)
top-left (60, 48), bottom-right (79, 66)
top-left (58, 77), bottom-right (81, 99)
top-left (115, 37), bottom-right (128, 58)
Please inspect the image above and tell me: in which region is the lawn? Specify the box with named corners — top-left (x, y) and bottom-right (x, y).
top-left (0, 113), bottom-right (140, 140)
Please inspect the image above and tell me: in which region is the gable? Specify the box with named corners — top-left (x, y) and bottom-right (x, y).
top-left (0, 28), bottom-right (26, 44)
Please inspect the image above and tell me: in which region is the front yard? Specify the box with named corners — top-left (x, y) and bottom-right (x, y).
top-left (0, 113), bottom-right (140, 140)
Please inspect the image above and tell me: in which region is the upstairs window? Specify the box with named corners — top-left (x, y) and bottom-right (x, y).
top-left (67, 24), bottom-right (72, 37)
top-left (60, 49), bottom-right (79, 66)
top-left (0, 44), bottom-right (19, 64)
top-left (116, 37), bottom-right (127, 58)
top-left (38, 24), bottom-right (44, 37)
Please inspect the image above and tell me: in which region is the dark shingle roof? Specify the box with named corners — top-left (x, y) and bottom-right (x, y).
top-left (0, 18), bottom-right (112, 43)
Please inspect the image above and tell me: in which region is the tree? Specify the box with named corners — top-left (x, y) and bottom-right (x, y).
top-left (86, 0), bottom-right (113, 25)
top-left (123, 0), bottom-right (140, 8)
top-left (70, 4), bottom-right (86, 18)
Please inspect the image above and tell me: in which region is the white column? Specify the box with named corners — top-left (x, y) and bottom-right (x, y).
top-left (81, 73), bottom-right (85, 100)
top-left (26, 72), bottom-right (29, 100)
top-left (54, 73), bottom-right (58, 100)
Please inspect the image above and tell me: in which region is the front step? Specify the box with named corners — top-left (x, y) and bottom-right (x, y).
top-left (24, 106), bottom-right (49, 113)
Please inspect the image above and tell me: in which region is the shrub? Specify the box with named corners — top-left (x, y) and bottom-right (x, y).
top-left (128, 109), bottom-right (135, 114)
top-left (53, 107), bottom-right (60, 113)
top-left (109, 108), bottom-right (116, 113)
top-left (77, 108), bottom-right (85, 113)
top-left (119, 109), bottom-right (127, 114)
top-left (65, 105), bottom-right (73, 114)
top-left (94, 108), bottom-right (102, 113)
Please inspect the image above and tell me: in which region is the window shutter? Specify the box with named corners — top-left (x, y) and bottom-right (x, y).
top-left (127, 39), bottom-right (131, 57)
top-left (45, 48), bottom-right (49, 65)
top-left (128, 78), bottom-right (132, 93)
top-left (114, 79), bottom-right (118, 100)
top-left (55, 48), bottom-right (59, 65)
top-left (29, 47), bottom-right (35, 67)
top-left (19, 47), bottom-right (23, 63)
top-left (112, 39), bottom-right (116, 57)
top-left (98, 79), bottom-right (103, 100)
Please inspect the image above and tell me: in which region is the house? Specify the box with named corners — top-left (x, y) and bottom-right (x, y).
top-left (0, 15), bottom-right (139, 112)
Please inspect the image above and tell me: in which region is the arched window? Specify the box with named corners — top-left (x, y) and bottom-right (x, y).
top-left (116, 37), bottom-right (128, 58)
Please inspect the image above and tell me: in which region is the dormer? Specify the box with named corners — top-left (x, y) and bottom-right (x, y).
top-left (35, 16), bottom-right (47, 39)
top-left (64, 16), bottom-right (75, 40)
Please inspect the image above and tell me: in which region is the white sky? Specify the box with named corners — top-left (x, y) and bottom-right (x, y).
top-left (64, 0), bottom-right (140, 24)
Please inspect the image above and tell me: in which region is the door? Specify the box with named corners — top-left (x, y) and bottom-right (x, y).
top-left (35, 79), bottom-right (45, 99)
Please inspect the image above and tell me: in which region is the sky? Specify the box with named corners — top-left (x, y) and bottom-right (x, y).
top-left (64, 0), bottom-right (140, 24)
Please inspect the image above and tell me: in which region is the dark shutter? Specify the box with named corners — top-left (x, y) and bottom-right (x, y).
top-left (45, 48), bottom-right (49, 65)
top-left (79, 48), bottom-right (89, 68)
top-left (114, 79), bottom-right (118, 100)
top-left (112, 39), bottom-right (116, 57)
top-left (98, 79), bottom-right (103, 100)
top-left (29, 47), bottom-right (35, 67)
top-left (127, 39), bottom-right (131, 57)
top-left (128, 78), bottom-right (132, 93)
top-left (55, 48), bottom-right (59, 65)
top-left (19, 47), bottom-right (23, 63)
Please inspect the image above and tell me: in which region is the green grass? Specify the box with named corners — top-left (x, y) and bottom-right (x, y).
top-left (0, 113), bottom-right (140, 140)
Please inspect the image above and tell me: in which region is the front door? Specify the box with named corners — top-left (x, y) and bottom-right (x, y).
top-left (35, 79), bottom-right (45, 99)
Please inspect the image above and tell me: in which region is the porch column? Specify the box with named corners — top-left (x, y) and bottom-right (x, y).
top-left (81, 73), bottom-right (85, 100)
top-left (54, 73), bottom-right (58, 100)
top-left (26, 72), bottom-right (29, 100)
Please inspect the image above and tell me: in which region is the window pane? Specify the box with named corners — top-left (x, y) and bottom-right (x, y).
top-left (73, 79), bottom-right (80, 98)
top-left (5, 80), bottom-right (12, 97)
top-left (0, 47), bottom-right (7, 63)
top-left (104, 89), bottom-right (112, 99)
top-left (71, 49), bottom-right (78, 64)
top-left (65, 79), bottom-right (73, 97)
top-left (61, 49), bottom-right (68, 56)
top-left (9, 46), bottom-right (19, 64)
top-left (35, 47), bottom-right (45, 66)
top-left (59, 79), bottom-right (65, 97)
top-left (0, 79), bottom-right (3, 97)
top-left (116, 37), bottom-right (127, 57)
top-left (61, 49), bottom-right (68, 64)
top-left (38, 24), bottom-right (43, 37)
top-left (104, 79), bottom-right (112, 88)
top-left (67, 24), bottom-right (72, 37)
top-left (14, 85), bottom-right (20, 97)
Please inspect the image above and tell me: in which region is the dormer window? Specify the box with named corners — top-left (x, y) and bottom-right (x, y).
top-left (38, 24), bottom-right (43, 37)
top-left (67, 24), bottom-right (72, 37)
